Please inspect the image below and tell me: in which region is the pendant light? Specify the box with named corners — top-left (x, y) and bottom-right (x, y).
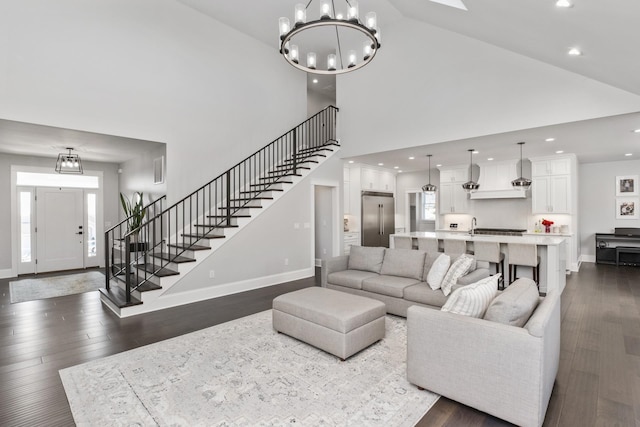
top-left (511, 141), bottom-right (532, 188)
top-left (422, 154), bottom-right (437, 192)
top-left (461, 149), bottom-right (479, 192)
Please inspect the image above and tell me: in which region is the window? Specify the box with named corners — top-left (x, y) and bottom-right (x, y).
top-left (87, 193), bottom-right (97, 257)
top-left (422, 191), bottom-right (436, 221)
top-left (16, 172), bottom-right (99, 188)
top-left (19, 192), bottom-right (31, 262)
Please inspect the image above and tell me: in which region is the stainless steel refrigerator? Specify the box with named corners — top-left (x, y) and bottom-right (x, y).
top-left (361, 191), bottom-right (395, 247)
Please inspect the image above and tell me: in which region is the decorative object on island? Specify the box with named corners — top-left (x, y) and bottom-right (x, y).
top-left (461, 149), bottom-right (480, 192)
top-left (615, 175), bottom-right (638, 196)
top-left (55, 147), bottom-right (83, 174)
top-left (278, 0), bottom-right (381, 75)
top-left (511, 141), bottom-right (532, 189)
top-left (422, 154), bottom-right (437, 192)
top-left (541, 218), bottom-right (554, 233)
top-left (616, 197), bottom-right (639, 219)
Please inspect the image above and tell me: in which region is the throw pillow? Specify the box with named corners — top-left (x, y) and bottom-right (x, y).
top-left (441, 275), bottom-right (500, 318)
top-left (426, 253), bottom-right (451, 290)
top-left (380, 249), bottom-right (426, 281)
top-left (484, 278), bottom-right (540, 327)
top-left (422, 252), bottom-right (441, 281)
top-left (454, 253), bottom-right (477, 272)
top-left (348, 246), bottom-right (386, 273)
top-left (440, 254), bottom-right (475, 297)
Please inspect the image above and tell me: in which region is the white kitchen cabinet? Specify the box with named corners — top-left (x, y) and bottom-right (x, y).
top-left (344, 232), bottom-right (361, 254)
top-left (531, 158), bottom-right (571, 177)
top-left (360, 166), bottom-right (395, 192)
top-left (439, 166), bottom-right (469, 214)
top-left (531, 156), bottom-right (572, 214)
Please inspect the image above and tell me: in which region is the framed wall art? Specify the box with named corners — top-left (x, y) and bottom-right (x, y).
top-left (616, 197), bottom-right (639, 220)
top-left (616, 175), bottom-right (638, 196)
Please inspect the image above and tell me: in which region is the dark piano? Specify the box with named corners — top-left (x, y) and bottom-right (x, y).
top-left (596, 228), bottom-right (640, 266)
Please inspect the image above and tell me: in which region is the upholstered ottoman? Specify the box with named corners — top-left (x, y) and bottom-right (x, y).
top-left (272, 287), bottom-right (386, 360)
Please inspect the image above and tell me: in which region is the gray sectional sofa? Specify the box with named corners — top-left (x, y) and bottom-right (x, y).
top-left (320, 246), bottom-right (490, 317)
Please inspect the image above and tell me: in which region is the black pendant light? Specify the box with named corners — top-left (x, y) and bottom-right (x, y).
top-left (461, 149), bottom-right (479, 192)
top-left (511, 141), bottom-right (532, 188)
top-left (422, 154), bottom-right (437, 192)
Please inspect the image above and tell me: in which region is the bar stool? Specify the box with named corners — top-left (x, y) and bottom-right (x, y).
top-left (473, 241), bottom-right (505, 290)
top-left (417, 237), bottom-right (440, 254)
top-left (507, 243), bottom-right (540, 287)
top-left (444, 239), bottom-right (468, 258)
top-left (394, 236), bottom-right (413, 249)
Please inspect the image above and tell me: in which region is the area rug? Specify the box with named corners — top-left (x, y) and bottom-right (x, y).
top-left (9, 271), bottom-right (104, 303)
top-left (60, 310), bottom-right (439, 426)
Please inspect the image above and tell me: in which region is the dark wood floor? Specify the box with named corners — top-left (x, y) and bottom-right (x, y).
top-left (0, 263), bottom-right (638, 426)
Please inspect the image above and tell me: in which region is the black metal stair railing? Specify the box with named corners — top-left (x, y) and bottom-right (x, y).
top-left (104, 105), bottom-right (339, 305)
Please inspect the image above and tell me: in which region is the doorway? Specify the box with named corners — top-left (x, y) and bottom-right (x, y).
top-left (406, 190), bottom-right (437, 232)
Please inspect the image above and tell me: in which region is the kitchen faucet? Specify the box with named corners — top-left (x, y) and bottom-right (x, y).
top-left (469, 217), bottom-right (477, 236)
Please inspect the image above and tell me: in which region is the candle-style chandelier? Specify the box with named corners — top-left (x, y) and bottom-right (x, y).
top-left (278, 0), bottom-right (382, 75)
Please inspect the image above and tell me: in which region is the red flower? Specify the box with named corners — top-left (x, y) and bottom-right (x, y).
top-left (541, 219), bottom-right (554, 226)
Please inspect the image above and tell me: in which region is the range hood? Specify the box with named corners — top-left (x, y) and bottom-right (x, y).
top-left (469, 160), bottom-right (528, 199)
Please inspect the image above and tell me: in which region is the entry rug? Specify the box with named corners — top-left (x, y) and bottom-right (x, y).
top-left (10, 271), bottom-right (104, 303)
top-left (60, 310), bottom-right (439, 426)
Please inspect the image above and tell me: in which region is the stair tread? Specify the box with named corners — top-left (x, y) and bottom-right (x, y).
top-left (229, 197), bottom-right (273, 201)
top-left (259, 175), bottom-right (301, 180)
top-left (267, 167), bottom-right (310, 174)
top-left (168, 243), bottom-right (211, 251)
top-left (207, 214), bottom-right (251, 218)
top-left (239, 189), bottom-right (283, 194)
top-left (194, 224), bottom-right (239, 228)
top-left (151, 253), bottom-right (196, 263)
top-left (217, 205), bottom-right (262, 210)
top-left (250, 181), bottom-right (292, 186)
top-left (181, 233), bottom-right (226, 239)
top-left (99, 287), bottom-right (143, 308)
top-left (135, 264), bottom-right (180, 277)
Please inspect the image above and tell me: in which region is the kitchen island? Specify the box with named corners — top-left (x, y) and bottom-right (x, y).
top-left (390, 231), bottom-right (567, 294)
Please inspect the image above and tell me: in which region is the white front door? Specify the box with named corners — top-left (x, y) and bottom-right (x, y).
top-left (36, 188), bottom-right (85, 272)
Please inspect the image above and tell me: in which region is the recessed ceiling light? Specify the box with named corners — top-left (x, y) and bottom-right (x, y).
top-left (312, 78), bottom-right (318, 83)
top-left (545, 137), bottom-right (556, 142)
top-left (398, 170), bottom-right (403, 173)
top-left (487, 158), bottom-right (494, 161)
top-left (378, 163), bottom-right (384, 166)
top-left (394, 166), bottom-right (399, 169)
top-left (472, 150), bottom-right (479, 154)
top-left (568, 47), bottom-right (582, 56)
top-left (555, 0), bottom-right (573, 8)
top-left (634, 129), bottom-right (640, 133)
top-left (348, 160), bottom-right (354, 164)
top-left (436, 164), bottom-right (442, 167)
top-left (556, 150), bottom-right (564, 154)
top-left (408, 156), bottom-right (415, 160)
top-left (625, 153), bottom-right (633, 157)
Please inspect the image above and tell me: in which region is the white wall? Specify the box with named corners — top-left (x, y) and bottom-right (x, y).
top-left (0, 153), bottom-right (119, 271)
top-left (579, 159), bottom-right (640, 260)
top-left (337, 17), bottom-right (640, 158)
top-left (118, 144), bottom-right (167, 208)
top-left (314, 186), bottom-right (335, 263)
top-left (164, 155), bottom-right (343, 294)
top-left (0, 0), bottom-right (306, 203)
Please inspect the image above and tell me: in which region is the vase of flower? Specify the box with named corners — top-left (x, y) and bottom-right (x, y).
top-left (541, 218), bottom-right (554, 234)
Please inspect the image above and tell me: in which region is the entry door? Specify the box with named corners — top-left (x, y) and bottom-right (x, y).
top-left (36, 188), bottom-right (84, 272)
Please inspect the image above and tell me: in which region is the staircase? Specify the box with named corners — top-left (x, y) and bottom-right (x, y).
top-left (100, 106), bottom-right (339, 317)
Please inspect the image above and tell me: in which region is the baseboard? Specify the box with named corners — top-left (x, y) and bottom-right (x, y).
top-left (580, 255), bottom-right (596, 264)
top-left (0, 269), bottom-right (14, 279)
top-left (315, 258), bottom-right (322, 267)
top-left (118, 267), bottom-right (315, 318)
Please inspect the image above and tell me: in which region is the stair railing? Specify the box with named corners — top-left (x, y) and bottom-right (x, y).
top-left (105, 106), bottom-right (338, 303)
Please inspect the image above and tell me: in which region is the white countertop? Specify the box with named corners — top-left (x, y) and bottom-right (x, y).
top-left (436, 229), bottom-right (573, 237)
top-left (392, 231), bottom-right (566, 246)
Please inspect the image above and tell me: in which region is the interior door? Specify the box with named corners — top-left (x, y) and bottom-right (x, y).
top-left (36, 188), bottom-right (84, 272)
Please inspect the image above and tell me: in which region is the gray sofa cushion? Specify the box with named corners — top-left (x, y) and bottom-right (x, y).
top-left (348, 246), bottom-right (386, 274)
top-left (380, 249), bottom-right (426, 281)
top-left (362, 275), bottom-right (422, 298)
top-left (327, 270), bottom-right (379, 290)
top-left (484, 278), bottom-right (540, 327)
top-left (403, 282), bottom-right (449, 307)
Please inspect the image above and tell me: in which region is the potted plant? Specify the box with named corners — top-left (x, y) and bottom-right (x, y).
top-left (120, 191), bottom-right (147, 251)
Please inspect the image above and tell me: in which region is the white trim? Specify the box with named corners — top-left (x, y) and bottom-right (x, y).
top-left (0, 269), bottom-right (14, 279)
top-left (111, 268), bottom-right (314, 318)
top-left (580, 255), bottom-right (596, 264)
top-left (315, 258), bottom-right (322, 267)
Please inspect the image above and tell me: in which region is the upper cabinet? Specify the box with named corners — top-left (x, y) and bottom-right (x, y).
top-left (439, 165), bottom-right (469, 214)
top-left (530, 156), bottom-right (575, 214)
top-left (360, 166), bottom-right (395, 192)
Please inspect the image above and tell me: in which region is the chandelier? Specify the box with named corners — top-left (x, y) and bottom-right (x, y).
top-left (511, 141), bottom-right (532, 188)
top-left (278, 0), bottom-right (382, 75)
top-left (422, 155), bottom-right (437, 192)
top-left (55, 148), bottom-right (83, 174)
top-left (461, 149), bottom-right (479, 192)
